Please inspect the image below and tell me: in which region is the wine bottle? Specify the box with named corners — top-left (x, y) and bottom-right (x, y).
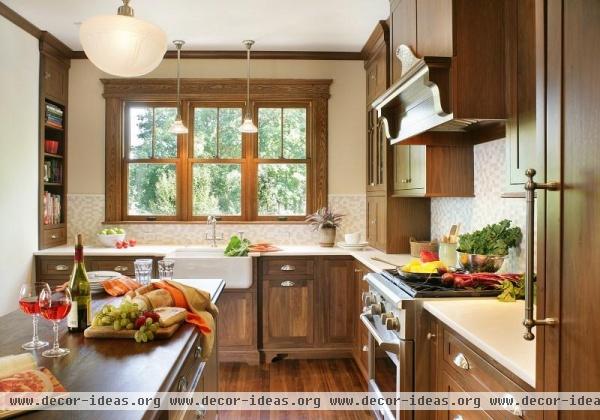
top-left (67, 233), bottom-right (91, 332)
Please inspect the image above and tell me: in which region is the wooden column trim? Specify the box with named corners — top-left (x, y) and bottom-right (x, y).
top-left (105, 98), bottom-right (123, 222)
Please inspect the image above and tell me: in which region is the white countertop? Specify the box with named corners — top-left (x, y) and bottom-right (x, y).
top-left (34, 244), bottom-right (414, 273)
top-left (423, 299), bottom-right (536, 387)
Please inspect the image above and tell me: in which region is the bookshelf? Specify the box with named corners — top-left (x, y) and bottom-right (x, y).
top-left (39, 33), bottom-right (70, 249)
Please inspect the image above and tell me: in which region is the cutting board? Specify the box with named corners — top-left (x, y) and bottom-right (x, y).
top-left (83, 322), bottom-right (181, 340)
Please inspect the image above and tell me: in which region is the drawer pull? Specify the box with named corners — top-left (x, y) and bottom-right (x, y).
top-left (453, 416), bottom-right (463, 420)
top-left (177, 376), bottom-right (188, 392)
top-left (194, 345), bottom-right (202, 360)
top-left (400, 178), bottom-right (412, 183)
top-left (281, 280), bottom-right (295, 287)
top-left (114, 265), bottom-right (129, 272)
top-left (50, 234), bottom-right (58, 239)
top-left (196, 404), bottom-right (207, 419)
top-left (453, 353), bottom-right (470, 370)
top-left (55, 264), bottom-right (69, 271)
top-left (280, 264), bottom-right (295, 271)
top-left (362, 345), bottom-right (368, 352)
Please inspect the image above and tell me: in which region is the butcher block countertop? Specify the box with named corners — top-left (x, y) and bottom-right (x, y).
top-left (0, 278), bottom-right (224, 419)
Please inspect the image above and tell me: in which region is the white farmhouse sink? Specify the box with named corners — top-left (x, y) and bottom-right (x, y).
top-left (168, 247), bottom-right (252, 289)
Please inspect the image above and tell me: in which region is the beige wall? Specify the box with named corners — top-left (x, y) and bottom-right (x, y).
top-left (68, 59), bottom-right (366, 195)
top-left (0, 16), bottom-right (39, 315)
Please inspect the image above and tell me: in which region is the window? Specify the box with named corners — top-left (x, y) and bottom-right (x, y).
top-left (104, 78), bottom-right (330, 222)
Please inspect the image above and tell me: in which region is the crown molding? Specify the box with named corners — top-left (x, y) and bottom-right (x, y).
top-left (73, 50), bottom-right (363, 60)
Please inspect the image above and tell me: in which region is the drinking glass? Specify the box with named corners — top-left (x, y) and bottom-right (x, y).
top-left (18, 282), bottom-right (50, 350)
top-left (158, 259), bottom-right (175, 281)
top-left (134, 259), bottom-right (153, 286)
top-left (38, 285), bottom-right (72, 358)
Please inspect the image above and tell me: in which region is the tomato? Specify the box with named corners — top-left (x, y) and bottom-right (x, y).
top-left (420, 250), bottom-right (439, 263)
top-left (128, 238), bottom-right (137, 247)
top-left (122, 241), bottom-right (129, 249)
top-left (115, 241), bottom-right (123, 249)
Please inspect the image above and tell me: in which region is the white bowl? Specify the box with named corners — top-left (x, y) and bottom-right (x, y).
top-left (97, 233), bottom-right (126, 247)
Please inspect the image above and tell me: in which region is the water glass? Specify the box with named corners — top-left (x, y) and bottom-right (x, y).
top-left (439, 242), bottom-right (458, 268)
top-left (158, 259), bottom-right (175, 281)
top-left (134, 259), bottom-right (153, 286)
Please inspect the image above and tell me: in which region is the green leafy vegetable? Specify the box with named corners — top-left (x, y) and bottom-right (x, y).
top-left (457, 219), bottom-right (523, 256)
top-left (224, 235), bottom-right (251, 257)
top-left (497, 278), bottom-right (525, 302)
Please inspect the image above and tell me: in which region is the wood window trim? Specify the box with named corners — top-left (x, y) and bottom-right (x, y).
top-left (103, 78), bottom-right (331, 223)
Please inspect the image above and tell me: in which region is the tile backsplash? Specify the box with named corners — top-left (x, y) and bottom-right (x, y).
top-left (67, 194), bottom-right (366, 247)
top-left (431, 138), bottom-right (528, 272)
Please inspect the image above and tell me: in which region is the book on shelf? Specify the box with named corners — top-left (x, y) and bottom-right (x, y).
top-left (43, 160), bottom-right (63, 184)
top-left (43, 192), bottom-right (62, 225)
top-left (45, 103), bottom-right (64, 129)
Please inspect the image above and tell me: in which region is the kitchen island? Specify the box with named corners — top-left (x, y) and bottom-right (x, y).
top-left (0, 278), bottom-right (224, 419)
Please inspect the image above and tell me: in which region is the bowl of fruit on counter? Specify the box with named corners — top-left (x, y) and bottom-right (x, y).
top-left (97, 228), bottom-right (126, 247)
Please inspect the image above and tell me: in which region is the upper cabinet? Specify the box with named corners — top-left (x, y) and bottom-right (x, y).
top-left (362, 21), bottom-right (389, 105)
top-left (392, 145), bottom-right (474, 197)
top-left (506, 0), bottom-right (537, 188)
top-left (389, 0), bottom-right (416, 84)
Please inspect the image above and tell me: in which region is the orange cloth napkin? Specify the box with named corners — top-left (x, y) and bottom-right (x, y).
top-left (102, 276), bottom-right (141, 296)
top-left (153, 281), bottom-right (218, 359)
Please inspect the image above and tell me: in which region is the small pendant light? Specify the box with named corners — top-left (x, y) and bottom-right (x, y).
top-left (169, 40), bottom-right (188, 134)
top-left (240, 40), bottom-right (258, 133)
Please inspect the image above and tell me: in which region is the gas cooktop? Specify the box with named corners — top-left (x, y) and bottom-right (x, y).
top-left (380, 268), bottom-right (502, 298)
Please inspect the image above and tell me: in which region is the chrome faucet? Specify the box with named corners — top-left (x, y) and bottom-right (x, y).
top-left (205, 215), bottom-right (224, 247)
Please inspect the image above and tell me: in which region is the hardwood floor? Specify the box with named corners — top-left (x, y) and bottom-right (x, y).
top-left (218, 358), bottom-right (373, 419)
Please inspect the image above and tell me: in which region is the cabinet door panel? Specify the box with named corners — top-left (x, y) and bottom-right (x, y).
top-left (320, 258), bottom-right (355, 346)
top-left (217, 291), bottom-right (255, 348)
top-left (416, 0), bottom-right (453, 57)
top-left (393, 145), bottom-right (426, 194)
top-left (43, 56), bottom-right (68, 103)
top-left (375, 196), bottom-right (387, 249)
top-left (262, 279), bottom-right (313, 348)
top-left (390, 0), bottom-right (417, 83)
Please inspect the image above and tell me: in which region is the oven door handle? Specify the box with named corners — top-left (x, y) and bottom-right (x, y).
top-left (360, 313), bottom-right (401, 352)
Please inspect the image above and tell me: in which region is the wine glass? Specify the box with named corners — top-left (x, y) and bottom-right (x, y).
top-left (19, 282), bottom-right (50, 350)
top-left (38, 285), bottom-right (72, 358)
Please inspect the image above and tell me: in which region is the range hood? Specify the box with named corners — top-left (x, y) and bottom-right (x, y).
top-left (371, 45), bottom-right (505, 145)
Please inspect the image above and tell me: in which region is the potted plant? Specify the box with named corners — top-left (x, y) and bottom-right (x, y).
top-left (306, 207), bottom-right (343, 247)
top-left (456, 219), bottom-right (523, 272)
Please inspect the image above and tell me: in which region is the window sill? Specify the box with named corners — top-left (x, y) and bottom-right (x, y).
top-left (103, 220), bottom-right (310, 225)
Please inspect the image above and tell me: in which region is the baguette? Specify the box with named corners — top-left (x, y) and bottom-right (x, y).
top-left (145, 289), bottom-right (174, 309)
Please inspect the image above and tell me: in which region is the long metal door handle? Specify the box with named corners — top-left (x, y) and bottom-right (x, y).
top-left (523, 169), bottom-right (560, 340)
top-left (359, 313), bottom-right (401, 352)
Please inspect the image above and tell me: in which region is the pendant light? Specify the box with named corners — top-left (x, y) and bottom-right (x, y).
top-left (240, 40), bottom-right (258, 133)
top-left (79, 0), bottom-right (167, 77)
top-left (169, 40), bottom-right (188, 134)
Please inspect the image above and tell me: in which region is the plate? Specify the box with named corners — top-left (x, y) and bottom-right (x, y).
top-left (398, 269), bottom-right (443, 281)
top-left (88, 271), bottom-right (121, 283)
top-left (337, 241), bottom-right (369, 249)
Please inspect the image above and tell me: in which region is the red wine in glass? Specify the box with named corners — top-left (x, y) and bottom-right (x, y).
top-left (39, 287), bottom-right (72, 358)
top-left (19, 282), bottom-right (49, 350)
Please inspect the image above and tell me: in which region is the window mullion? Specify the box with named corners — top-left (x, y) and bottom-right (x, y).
top-left (151, 107), bottom-right (156, 158)
top-left (280, 108), bottom-right (284, 159)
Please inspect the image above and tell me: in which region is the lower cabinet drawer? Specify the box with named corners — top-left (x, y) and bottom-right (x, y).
top-left (170, 337), bottom-right (204, 394)
top-left (42, 227), bottom-right (67, 248)
top-left (262, 257), bottom-right (315, 278)
top-left (438, 369), bottom-right (493, 420)
top-left (40, 258), bottom-right (74, 276)
top-left (89, 259), bottom-right (136, 276)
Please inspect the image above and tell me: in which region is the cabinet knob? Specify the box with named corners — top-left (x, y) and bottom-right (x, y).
top-left (114, 265), bottom-right (128, 272)
top-left (453, 353), bottom-right (470, 370)
top-left (44, 71), bottom-right (51, 79)
top-left (281, 280), bottom-right (295, 287)
top-left (177, 376), bottom-right (188, 392)
top-left (426, 332), bottom-right (436, 340)
top-left (354, 268), bottom-right (362, 273)
top-left (50, 234), bottom-right (58, 239)
top-left (194, 345), bottom-right (202, 360)
top-left (55, 264), bottom-right (68, 271)
top-left (370, 182), bottom-right (375, 186)
top-left (362, 345), bottom-right (369, 352)
top-left (280, 264), bottom-right (295, 271)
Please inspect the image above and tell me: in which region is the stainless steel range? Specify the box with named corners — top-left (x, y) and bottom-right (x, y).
top-left (360, 269), bottom-right (501, 420)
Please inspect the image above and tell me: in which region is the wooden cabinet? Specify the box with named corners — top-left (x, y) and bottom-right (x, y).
top-left (506, 0), bottom-right (536, 189)
top-left (262, 277), bottom-right (314, 348)
top-left (393, 145), bottom-right (474, 197)
top-left (39, 33), bottom-right (70, 250)
top-left (416, 0), bottom-right (453, 58)
top-left (367, 110), bottom-right (389, 193)
top-left (389, 0), bottom-right (417, 84)
top-left (353, 262), bottom-right (371, 382)
top-left (217, 289), bottom-right (258, 364)
top-left (366, 195), bottom-right (386, 250)
top-left (364, 22), bottom-right (389, 105)
top-left (432, 317), bottom-right (535, 419)
top-left (318, 257), bottom-right (356, 346)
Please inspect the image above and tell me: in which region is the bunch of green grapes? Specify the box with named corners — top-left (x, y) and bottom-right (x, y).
top-left (91, 301), bottom-right (140, 331)
top-left (134, 317), bottom-right (159, 343)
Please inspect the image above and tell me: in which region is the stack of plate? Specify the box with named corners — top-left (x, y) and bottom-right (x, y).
top-left (87, 271), bottom-right (121, 294)
top-left (336, 241), bottom-right (369, 251)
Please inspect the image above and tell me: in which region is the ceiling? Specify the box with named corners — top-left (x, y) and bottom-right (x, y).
top-left (3, 0), bottom-right (390, 52)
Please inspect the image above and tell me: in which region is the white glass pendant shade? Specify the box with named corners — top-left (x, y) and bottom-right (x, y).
top-left (80, 15), bottom-right (167, 77)
top-left (240, 116), bottom-right (258, 133)
top-left (169, 118), bottom-right (188, 134)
